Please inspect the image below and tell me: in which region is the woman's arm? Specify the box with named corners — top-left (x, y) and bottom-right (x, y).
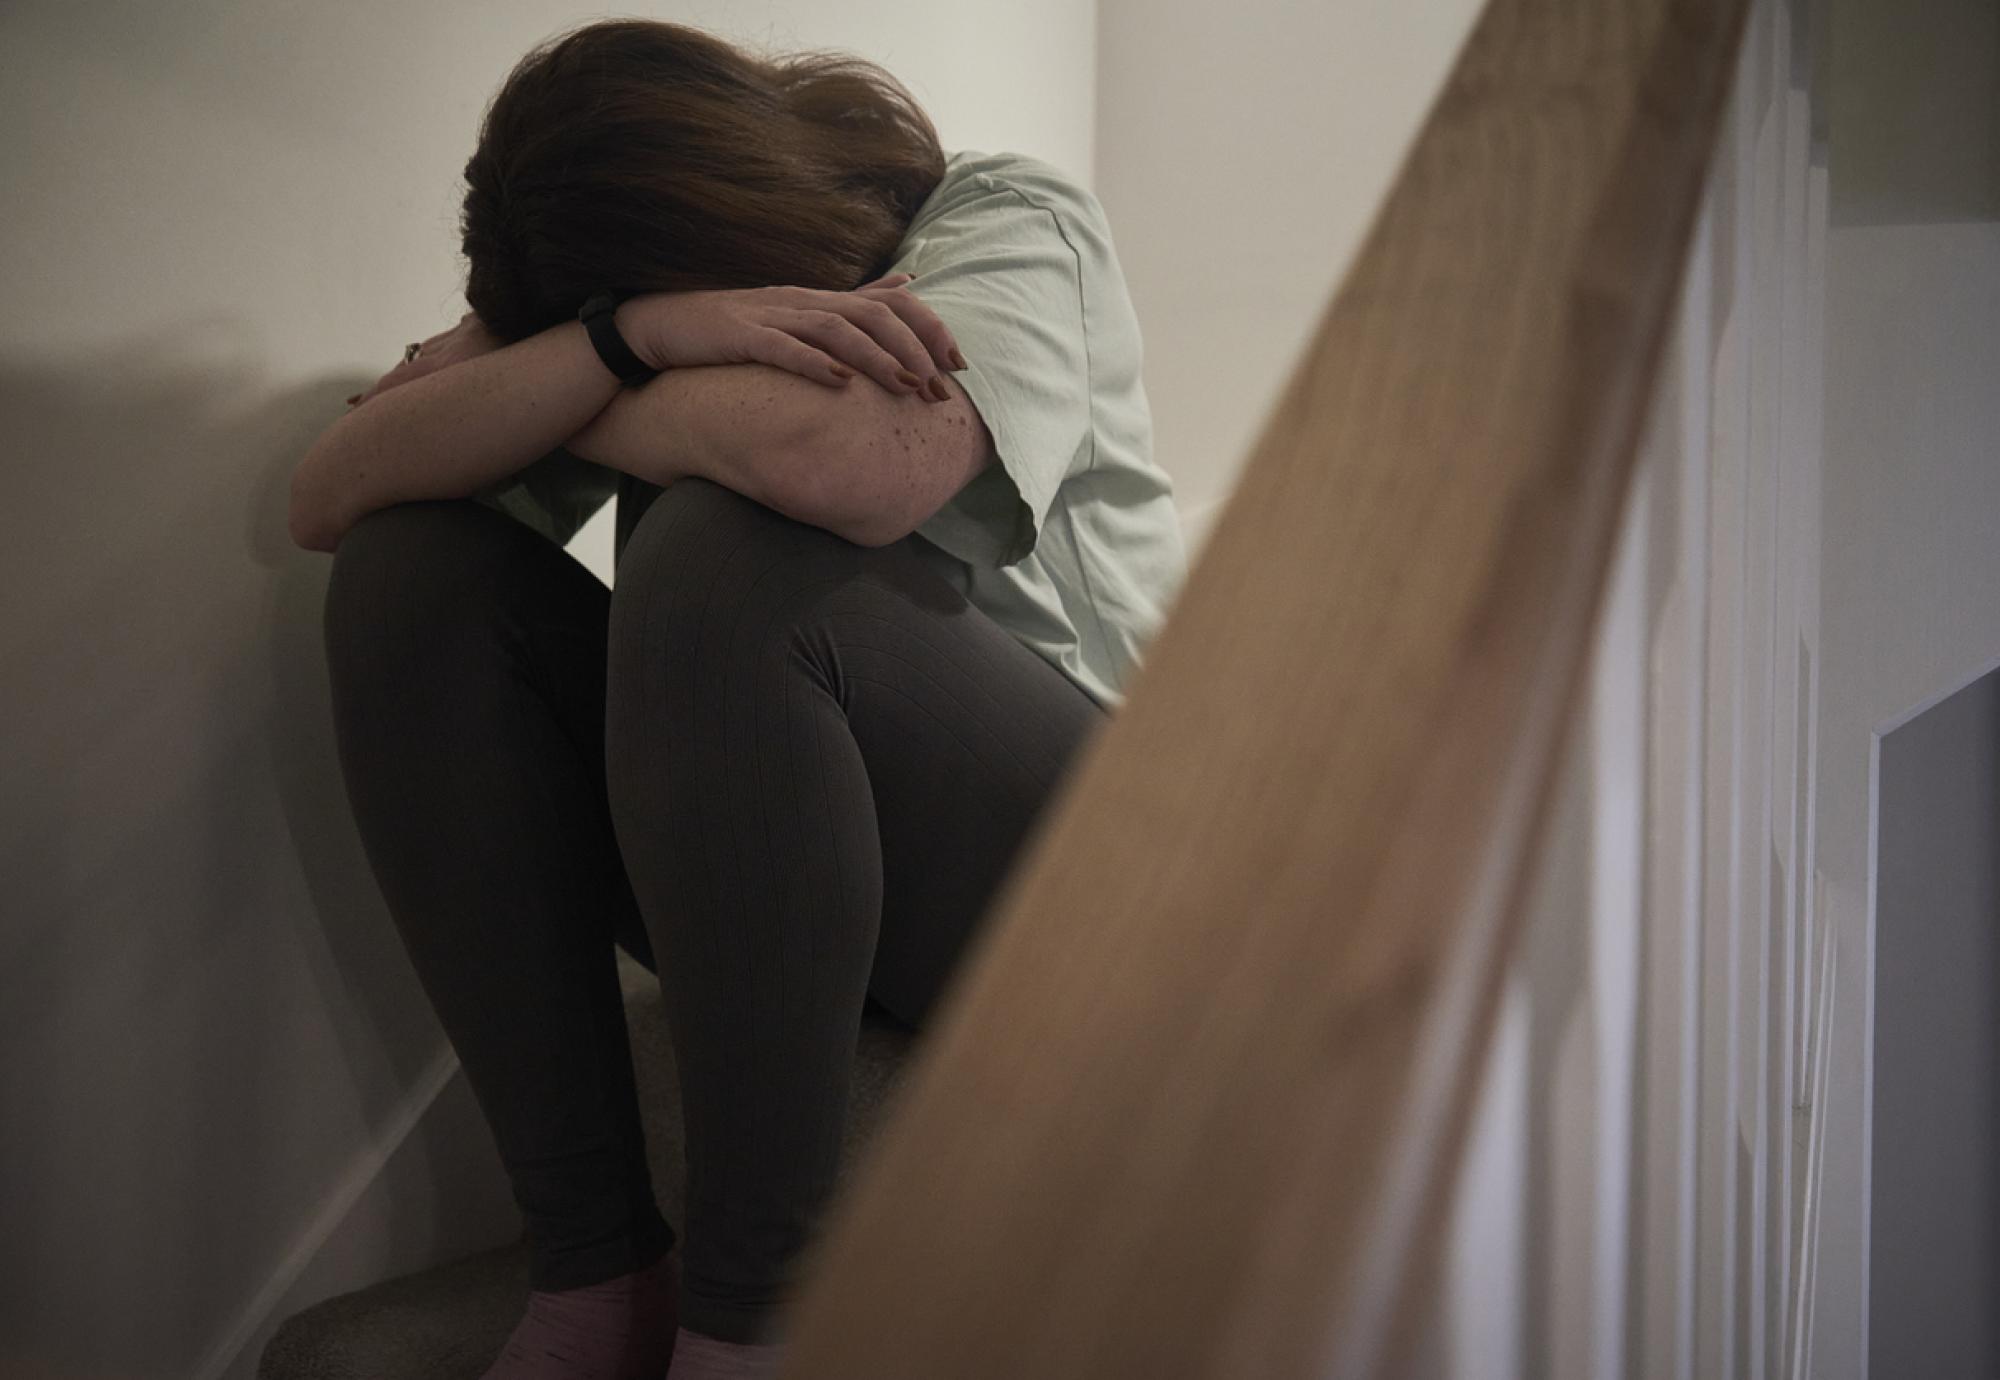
top-left (568, 359), bottom-right (995, 547)
top-left (566, 277), bottom-right (992, 545)
top-left (289, 276), bottom-right (973, 553)
top-left (289, 320), bottom-right (619, 552)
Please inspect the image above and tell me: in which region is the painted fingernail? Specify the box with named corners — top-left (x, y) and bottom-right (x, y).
top-left (926, 375), bottom-right (950, 402)
top-left (896, 368), bottom-right (922, 389)
top-left (948, 347), bottom-right (967, 371)
top-left (346, 393), bottom-right (362, 405)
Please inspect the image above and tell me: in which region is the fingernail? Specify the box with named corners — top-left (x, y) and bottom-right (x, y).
top-left (896, 368), bottom-right (922, 389)
top-left (346, 393), bottom-right (362, 405)
top-left (926, 375), bottom-right (950, 402)
top-left (948, 347), bottom-right (967, 371)
top-left (830, 364), bottom-right (853, 379)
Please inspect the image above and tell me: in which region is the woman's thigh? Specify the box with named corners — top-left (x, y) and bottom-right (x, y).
top-left (833, 557), bottom-right (1107, 1027)
top-left (324, 496), bottom-right (656, 970)
top-left (603, 477), bottom-right (1108, 1030)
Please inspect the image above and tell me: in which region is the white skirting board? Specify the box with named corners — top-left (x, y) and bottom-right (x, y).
top-left (192, 1048), bottom-right (518, 1380)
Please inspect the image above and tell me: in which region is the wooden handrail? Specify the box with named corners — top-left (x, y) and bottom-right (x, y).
top-left (774, 1), bottom-right (1751, 1375)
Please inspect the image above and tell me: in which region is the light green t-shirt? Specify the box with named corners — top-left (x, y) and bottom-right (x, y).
top-left (885, 149), bottom-right (1186, 709)
top-left (477, 148), bottom-right (1186, 710)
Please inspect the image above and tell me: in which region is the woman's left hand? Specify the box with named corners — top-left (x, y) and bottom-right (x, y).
top-left (611, 273), bottom-right (966, 398)
top-left (348, 311), bottom-right (505, 408)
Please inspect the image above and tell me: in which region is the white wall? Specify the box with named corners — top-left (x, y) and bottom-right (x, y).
top-left (1813, 222), bottom-right (2000, 927)
top-left (1806, 2), bottom-right (2000, 1369)
top-left (0, 4), bottom-right (1094, 1377)
top-left (1093, 0), bottom-right (1487, 550)
top-left (1806, 216), bottom-right (2000, 1380)
top-left (1823, 0), bottom-right (2000, 226)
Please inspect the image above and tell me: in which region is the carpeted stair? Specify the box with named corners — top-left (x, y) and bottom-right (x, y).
top-left (258, 953), bottom-right (918, 1379)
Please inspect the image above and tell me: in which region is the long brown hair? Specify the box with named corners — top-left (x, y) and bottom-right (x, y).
top-left (461, 19), bottom-right (947, 341)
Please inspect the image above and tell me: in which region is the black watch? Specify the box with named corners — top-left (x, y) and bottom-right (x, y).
top-left (578, 291), bottom-right (660, 387)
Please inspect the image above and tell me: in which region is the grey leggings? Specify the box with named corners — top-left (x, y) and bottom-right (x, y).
top-left (321, 476), bottom-right (1106, 1344)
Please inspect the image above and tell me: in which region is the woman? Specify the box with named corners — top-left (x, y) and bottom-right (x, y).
top-left (291, 18), bottom-right (1184, 1380)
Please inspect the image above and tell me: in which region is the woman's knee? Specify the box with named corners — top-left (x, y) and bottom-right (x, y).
top-left (608, 477), bottom-right (839, 650)
top-left (614, 475), bottom-right (801, 573)
top-left (603, 480), bottom-right (877, 777)
top-left (322, 499), bottom-right (550, 678)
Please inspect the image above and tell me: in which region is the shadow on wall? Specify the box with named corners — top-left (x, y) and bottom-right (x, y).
top-left (0, 339), bottom-right (512, 1377)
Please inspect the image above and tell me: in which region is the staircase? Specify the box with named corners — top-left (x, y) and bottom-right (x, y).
top-left (262, 0), bottom-right (1839, 1372)
top-left (256, 954), bottom-right (915, 1379)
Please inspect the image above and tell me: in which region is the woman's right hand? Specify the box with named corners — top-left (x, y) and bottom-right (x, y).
top-left (348, 311), bottom-right (505, 409)
top-left (612, 273), bottom-right (968, 401)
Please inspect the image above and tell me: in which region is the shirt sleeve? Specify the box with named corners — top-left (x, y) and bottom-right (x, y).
top-left (894, 184), bottom-right (1094, 569)
top-left (471, 446), bottom-right (620, 550)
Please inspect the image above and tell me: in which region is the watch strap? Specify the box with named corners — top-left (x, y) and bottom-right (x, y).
top-left (578, 291), bottom-right (659, 387)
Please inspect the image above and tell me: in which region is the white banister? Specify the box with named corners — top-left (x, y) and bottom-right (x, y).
top-left (1433, 2), bottom-right (1831, 1374)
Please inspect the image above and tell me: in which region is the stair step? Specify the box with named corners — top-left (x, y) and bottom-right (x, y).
top-left (258, 954), bottom-right (917, 1379)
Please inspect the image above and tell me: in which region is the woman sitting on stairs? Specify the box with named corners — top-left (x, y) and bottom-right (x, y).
top-left (288, 17), bottom-right (1184, 1380)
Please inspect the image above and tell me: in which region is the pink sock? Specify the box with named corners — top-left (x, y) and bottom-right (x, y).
top-left (662, 1325), bottom-right (786, 1380)
top-left (482, 1253), bottom-right (680, 1380)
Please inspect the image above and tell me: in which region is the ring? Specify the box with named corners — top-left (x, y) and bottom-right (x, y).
top-left (403, 342), bottom-right (422, 364)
